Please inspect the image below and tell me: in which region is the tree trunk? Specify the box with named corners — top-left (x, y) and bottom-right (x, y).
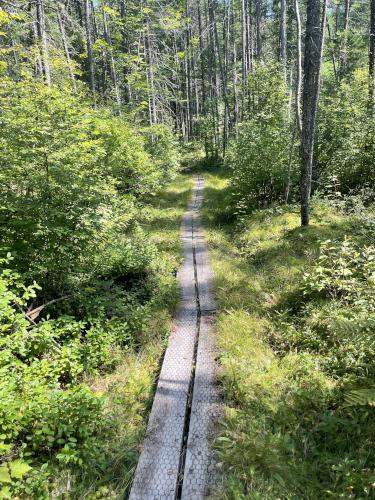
top-left (103, 6), bottom-right (121, 110)
top-left (84, 0), bottom-right (96, 104)
top-left (57, 7), bottom-right (76, 91)
top-left (370, 0), bottom-right (375, 110)
top-left (36, 0), bottom-right (51, 86)
top-left (255, 0), bottom-right (262, 59)
top-left (120, 0), bottom-right (132, 104)
top-left (197, 0), bottom-right (209, 155)
top-left (147, 18), bottom-right (157, 125)
top-left (210, 0), bottom-right (230, 153)
top-left (339, 0), bottom-right (351, 78)
top-left (279, 0), bottom-right (287, 66)
top-left (246, 0), bottom-right (253, 72)
top-left (241, 0), bottom-right (247, 82)
top-left (294, 0), bottom-right (302, 134)
top-left (300, 0), bottom-right (327, 226)
top-left (327, 21), bottom-right (338, 81)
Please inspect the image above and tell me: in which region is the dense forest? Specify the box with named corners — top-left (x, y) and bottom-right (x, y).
top-left (1, 0), bottom-right (375, 498)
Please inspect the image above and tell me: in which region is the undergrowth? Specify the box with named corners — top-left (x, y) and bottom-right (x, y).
top-left (0, 175), bottom-right (192, 499)
top-left (202, 169), bottom-right (375, 499)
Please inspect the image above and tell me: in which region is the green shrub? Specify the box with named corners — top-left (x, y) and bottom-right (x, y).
top-left (227, 64), bottom-right (298, 214)
top-left (0, 75), bottom-right (168, 295)
top-left (318, 69), bottom-right (375, 196)
top-left (142, 124), bottom-right (180, 182)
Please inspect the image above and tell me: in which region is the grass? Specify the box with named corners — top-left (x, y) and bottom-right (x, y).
top-left (201, 169), bottom-right (375, 499)
top-left (54, 174), bottom-right (193, 499)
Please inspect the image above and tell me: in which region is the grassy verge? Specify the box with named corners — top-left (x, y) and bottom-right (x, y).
top-left (201, 169), bottom-right (375, 499)
top-left (54, 174), bottom-right (193, 499)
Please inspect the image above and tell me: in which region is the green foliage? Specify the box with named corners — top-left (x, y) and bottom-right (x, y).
top-left (0, 76), bottom-right (146, 290)
top-left (0, 266), bottom-right (105, 497)
top-left (318, 69), bottom-right (375, 196)
top-left (142, 124), bottom-right (180, 181)
top-left (0, 173), bottom-right (192, 498)
top-left (227, 64), bottom-right (298, 214)
top-left (302, 237), bottom-right (375, 303)
top-left (0, 59), bottom-right (184, 496)
top-left (202, 171), bottom-right (375, 499)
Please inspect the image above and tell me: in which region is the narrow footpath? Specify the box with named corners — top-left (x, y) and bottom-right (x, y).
top-left (129, 176), bottom-right (219, 499)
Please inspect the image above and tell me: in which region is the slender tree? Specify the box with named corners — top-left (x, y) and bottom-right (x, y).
top-left (57, 6), bottom-right (76, 90)
top-left (300, 0), bottom-right (327, 226)
top-left (370, 0), bottom-right (375, 110)
top-left (84, 0), bottom-right (96, 103)
top-left (294, 0), bottom-right (302, 134)
top-left (255, 0), bottom-right (262, 59)
top-left (339, 0), bottom-right (351, 78)
top-left (279, 0), bottom-right (287, 67)
top-left (35, 0), bottom-right (51, 86)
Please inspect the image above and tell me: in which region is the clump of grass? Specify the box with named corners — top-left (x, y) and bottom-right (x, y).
top-left (202, 169), bottom-right (375, 499)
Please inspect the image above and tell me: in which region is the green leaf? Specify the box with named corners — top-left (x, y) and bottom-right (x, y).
top-left (0, 467), bottom-right (11, 484)
top-left (9, 460), bottom-right (31, 479)
top-left (0, 486), bottom-right (12, 499)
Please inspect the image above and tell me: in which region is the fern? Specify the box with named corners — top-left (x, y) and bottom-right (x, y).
top-left (344, 388), bottom-right (375, 407)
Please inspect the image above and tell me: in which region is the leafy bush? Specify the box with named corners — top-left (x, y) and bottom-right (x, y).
top-left (318, 69), bottom-right (375, 196)
top-left (0, 75), bottom-right (174, 295)
top-left (271, 237), bottom-right (375, 378)
top-left (226, 64), bottom-right (298, 214)
top-left (0, 266), bottom-right (107, 498)
top-left (142, 124), bottom-right (180, 182)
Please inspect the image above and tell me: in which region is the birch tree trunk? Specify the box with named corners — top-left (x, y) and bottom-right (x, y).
top-left (255, 0), bottom-right (262, 60)
top-left (294, 0), bottom-right (302, 134)
top-left (370, 0), bottom-right (375, 111)
top-left (241, 0), bottom-right (247, 82)
top-left (57, 7), bottom-right (76, 91)
top-left (84, 0), bottom-right (96, 103)
top-left (279, 0), bottom-right (287, 67)
top-left (103, 6), bottom-right (121, 110)
top-left (36, 0), bottom-right (51, 86)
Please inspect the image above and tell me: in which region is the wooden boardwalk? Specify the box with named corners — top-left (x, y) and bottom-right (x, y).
top-left (129, 177), bottom-right (219, 500)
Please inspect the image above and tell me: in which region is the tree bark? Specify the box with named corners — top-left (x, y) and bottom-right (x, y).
top-left (36, 0), bottom-right (51, 86)
top-left (279, 0), bottom-right (287, 66)
top-left (339, 0), bottom-right (351, 78)
top-left (327, 21), bottom-right (338, 81)
top-left (57, 7), bottom-right (77, 91)
top-left (294, 0), bottom-right (302, 134)
top-left (103, 5), bottom-right (121, 110)
top-left (84, 0), bottom-right (96, 104)
top-left (241, 0), bottom-right (247, 82)
top-left (370, 0), bottom-right (375, 110)
top-left (300, 0), bottom-right (327, 226)
top-left (209, 0), bottom-right (230, 153)
top-left (255, 0), bottom-right (262, 59)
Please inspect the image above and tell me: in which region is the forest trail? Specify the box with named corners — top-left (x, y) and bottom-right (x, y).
top-left (129, 176), bottom-right (219, 499)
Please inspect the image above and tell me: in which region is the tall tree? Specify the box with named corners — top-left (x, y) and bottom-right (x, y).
top-left (279, 0), bottom-right (287, 67)
top-left (370, 0), bottom-right (375, 110)
top-left (57, 6), bottom-right (76, 90)
top-left (300, 0), bottom-right (327, 226)
top-left (339, 0), bottom-right (351, 78)
top-left (102, 5), bottom-right (121, 110)
top-left (35, 0), bottom-right (51, 86)
top-left (255, 0), bottom-right (262, 59)
top-left (84, 0), bottom-right (96, 103)
top-left (294, 0), bottom-right (302, 134)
